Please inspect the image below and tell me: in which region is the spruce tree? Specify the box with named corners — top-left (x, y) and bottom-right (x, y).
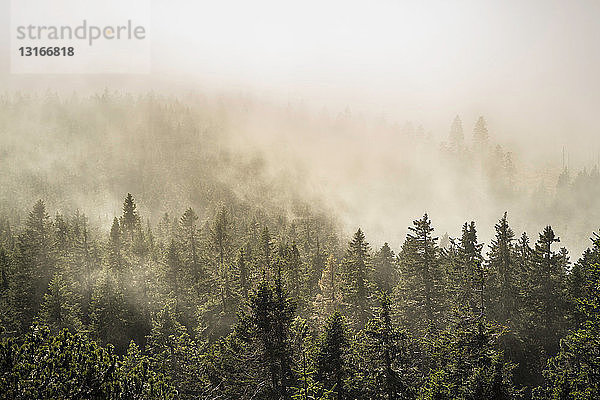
top-left (452, 222), bottom-right (484, 315)
top-left (11, 200), bottom-right (55, 330)
top-left (120, 193), bottom-right (140, 241)
top-left (527, 226), bottom-right (568, 357)
top-left (37, 272), bottom-right (82, 334)
top-left (89, 269), bottom-right (130, 354)
top-left (316, 311), bottom-right (348, 400)
top-left (398, 214), bottom-right (444, 334)
top-left (341, 228), bottom-right (372, 328)
top-left (373, 243), bottom-right (397, 294)
top-left (360, 292), bottom-right (417, 400)
top-left (245, 277), bottom-right (296, 399)
top-left (486, 213), bottom-right (517, 325)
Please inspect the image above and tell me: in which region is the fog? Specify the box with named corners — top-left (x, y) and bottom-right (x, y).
top-left (1, 0), bottom-right (600, 255)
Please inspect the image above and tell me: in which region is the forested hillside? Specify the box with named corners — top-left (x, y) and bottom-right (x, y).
top-left (0, 93), bottom-right (599, 399)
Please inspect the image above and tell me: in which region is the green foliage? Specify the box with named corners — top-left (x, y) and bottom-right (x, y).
top-left (316, 311), bottom-right (348, 399)
top-left (397, 214), bottom-right (445, 335)
top-left (341, 229), bottom-right (372, 328)
top-left (0, 326), bottom-right (175, 399)
top-left (354, 292), bottom-right (418, 399)
top-left (37, 272), bottom-right (83, 334)
top-left (0, 195), bottom-right (599, 399)
top-left (534, 263), bottom-right (600, 400)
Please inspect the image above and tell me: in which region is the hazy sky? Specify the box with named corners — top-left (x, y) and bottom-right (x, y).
top-left (1, 0), bottom-right (599, 157)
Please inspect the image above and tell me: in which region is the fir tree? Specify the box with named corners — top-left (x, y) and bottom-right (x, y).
top-left (11, 200), bottom-right (55, 329)
top-left (398, 214), bottom-right (444, 334)
top-left (341, 228), bottom-right (372, 328)
top-left (454, 221), bottom-right (484, 315)
top-left (527, 226), bottom-right (568, 357)
top-left (316, 311), bottom-right (348, 400)
top-left (120, 193), bottom-right (140, 241)
top-left (37, 272), bottom-right (82, 334)
top-left (360, 292), bottom-right (417, 400)
top-left (373, 243), bottom-right (397, 294)
top-left (487, 213), bottom-right (517, 325)
top-left (244, 277), bottom-right (296, 399)
top-left (89, 269), bottom-right (130, 354)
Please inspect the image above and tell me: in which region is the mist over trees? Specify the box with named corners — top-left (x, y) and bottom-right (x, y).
top-left (0, 93), bottom-right (599, 399)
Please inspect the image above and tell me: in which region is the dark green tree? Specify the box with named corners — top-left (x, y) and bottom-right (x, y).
top-left (11, 200), bottom-right (55, 330)
top-left (373, 243), bottom-right (397, 294)
top-left (37, 272), bottom-right (83, 334)
top-left (487, 213), bottom-right (517, 325)
top-left (359, 292), bottom-right (417, 400)
top-left (120, 193), bottom-right (140, 241)
top-left (398, 214), bottom-right (444, 334)
top-left (341, 228), bottom-right (372, 327)
top-left (316, 311), bottom-right (348, 400)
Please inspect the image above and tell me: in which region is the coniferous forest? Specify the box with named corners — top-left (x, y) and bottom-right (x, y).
top-left (0, 94), bottom-right (599, 400)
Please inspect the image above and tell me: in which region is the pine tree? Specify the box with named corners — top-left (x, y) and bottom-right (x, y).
top-left (487, 213), bottom-right (517, 325)
top-left (89, 269), bottom-right (130, 354)
top-left (244, 278), bottom-right (296, 399)
top-left (70, 217), bottom-right (96, 323)
top-left (341, 228), bottom-right (372, 328)
top-left (290, 317), bottom-right (328, 400)
top-left (453, 221), bottom-right (484, 315)
top-left (360, 292), bottom-right (417, 400)
top-left (37, 272), bottom-right (82, 334)
top-left (11, 200), bottom-right (55, 330)
top-left (147, 302), bottom-right (206, 399)
top-left (54, 213), bottom-right (70, 257)
top-left (373, 243), bottom-right (397, 293)
top-left (212, 207), bottom-right (234, 313)
top-left (527, 226), bottom-right (568, 358)
top-left (398, 214), bottom-right (444, 334)
top-left (307, 236), bottom-right (327, 296)
top-left (120, 193), bottom-right (140, 241)
top-left (316, 311), bottom-right (348, 400)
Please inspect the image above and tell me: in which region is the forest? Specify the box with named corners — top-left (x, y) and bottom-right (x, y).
top-left (0, 94), bottom-right (599, 399)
